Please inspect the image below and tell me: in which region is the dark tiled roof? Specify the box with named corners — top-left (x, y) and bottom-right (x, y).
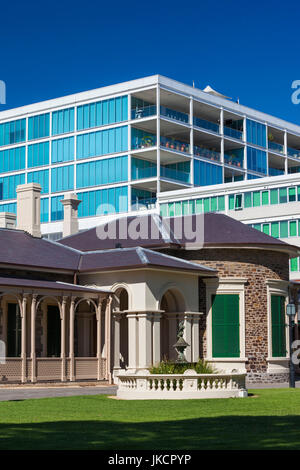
top-left (0, 228), bottom-right (81, 271)
top-left (79, 247), bottom-right (216, 274)
top-left (0, 276), bottom-right (111, 294)
top-left (59, 213), bottom-right (298, 253)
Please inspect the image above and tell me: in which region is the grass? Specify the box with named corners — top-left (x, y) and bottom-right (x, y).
top-left (0, 389), bottom-right (300, 449)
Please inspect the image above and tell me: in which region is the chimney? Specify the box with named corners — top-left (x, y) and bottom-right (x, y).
top-left (0, 212), bottom-right (16, 229)
top-left (16, 183), bottom-right (41, 237)
top-left (60, 193), bottom-right (81, 238)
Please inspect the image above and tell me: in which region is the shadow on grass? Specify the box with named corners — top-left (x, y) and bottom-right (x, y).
top-left (0, 415), bottom-right (300, 450)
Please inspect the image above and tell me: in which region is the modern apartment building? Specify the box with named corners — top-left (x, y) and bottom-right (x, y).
top-left (1, 74), bottom-right (300, 241)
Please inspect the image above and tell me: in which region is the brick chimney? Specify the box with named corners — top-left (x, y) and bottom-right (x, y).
top-left (60, 193), bottom-right (81, 238)
top-left (16, 183), bottom-right (41, 237)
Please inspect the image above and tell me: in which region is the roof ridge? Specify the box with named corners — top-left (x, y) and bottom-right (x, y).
top-left (141, 247), bottom-right (216, 271)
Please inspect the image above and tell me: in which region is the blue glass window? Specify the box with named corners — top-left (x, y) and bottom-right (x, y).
top-left (247, 146), bottom-right (267, 174)
top-left (246, 119), bottom-right (266, 147)
top-left (0, 119), bottom-right (26, 147)
top-left (28, 142), bottom-right (49, 168)
top-left (27, 169), bottom-right (49, 194)
top-left (51, 195), bottom-right (64, 221)
top-left (0, 202), bottom-right (17, 213)
top-left (76, 126), bottom-right (128, 160)
top-left (194, 160), bottom-right (223, 186)
top-left (0, 146), bottom-right (26, 172)
top-left (0, 173), bottom-right (25, 200)
top-left (28, 113), bottom-right (50, 140)
top-left (41, 198), bottom-right (49, 223)
top-left (51, 136), bottom-right (74, 163)
top-left (77, 186), bottom-right (128, 218)
top-left (77, 156), bottom-right (128, 189)
top-left (77, 96), bottom-right (128, 130)
top-left (51, 165), bottom-right (74, 192)
top-left (52, 108), bottom-right (74, 135)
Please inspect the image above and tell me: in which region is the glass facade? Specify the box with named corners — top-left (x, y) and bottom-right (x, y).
top-left (28, 142), bottom-right (49, 168)
top-left (52, 108), bottom-right (74, 135)
top-left (77, 126), bottom-right (128, 159)
top-left (0, 119), bottom-right (26, 147)
top-left (77, 156), bottom-right (128, 189)
top-left (194, 160), bottom-right (223, 186)
top-left (246, 119), bottom-right (266, 147)
top-left (0, 146), bottom-right (25, 172)
top-left (77, 96), bottom-right (128, 130)
top-left (28, 114), bottom-right (50, 140)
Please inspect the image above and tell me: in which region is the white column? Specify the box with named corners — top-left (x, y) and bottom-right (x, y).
top-left (138, 313), bottom-right (152, 369)
top-left (113, 312), bottom-right (121, 371)
top-left (61, 296), bottom-right (67, 382)
top-left (191, 314), bottom-right (201, 362)
top-left (69, 297), bottom-right (75, 381)
top-left (189, 97), bottom-right (194, 185)
top-left (21, 295), bottom-right (28, 383)
top-left (156, 86), bottom-right (161, 194)
top-left (105, 297), bottom-right (112, 382)
top-left (152, 313), bottom-right (161, 365)
top-left (30, 294), bottom-right (37, 383)
top-left (284, 130), bottom-right (288, 174)
top-left (127, 313), bottom-right (138, 371)
top-left (96, 298), bottom-right (103, 380)
top-left (184, 313), bottom-right (192, 362)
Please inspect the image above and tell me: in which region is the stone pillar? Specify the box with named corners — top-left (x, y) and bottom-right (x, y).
top-left (30, 294), bottom-right (37, 383)
top-left (61, 297), bottom-right (67, 382)
top-left (184, 313), bottom-right (192, 362)
top-left (69, 297), bottom-right (75, 381)
top-left (16, 183), bottom-right (41, 237)
top-left (191, 314), bottom-right (201, 362)
top-left (105, 297), bottom-right (112, 382)
top-left (113, 312), bottom-right (122, 371)
top-left (21, 295), bottom-right (28, 383)
top-left (138, 313), bottom-right (152, 369)
top-left (168, 314), bottom-right (178, 361)
top-left (127, 313), bottom-right (138, 371)
top-left (152, 313), bottom-right (161, 365)
top-left (96, 298), bottom-right (103, 381)
top-left (60, 193), bottom-right (81, 238)
top-left (0, 212), bottom-right (16, 229)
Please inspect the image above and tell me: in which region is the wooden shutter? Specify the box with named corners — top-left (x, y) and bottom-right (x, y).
top-left (271, 295), bottom-right (286, 357)
top-left (212, 294), bottom-right (240, 358)
top-left (47, 306), bottom-right (61, 357)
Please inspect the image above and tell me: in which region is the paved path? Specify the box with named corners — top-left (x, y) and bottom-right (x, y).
top-left (0, 385), bottom-right (117, 401)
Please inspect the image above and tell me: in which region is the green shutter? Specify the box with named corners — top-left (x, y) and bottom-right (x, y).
top-left (7, 303), bottom-right (21, 357)
top-left (262, 191), bottom-right (269, 205)
top-left (212, 294), bottom-right (240, 358)
top-left (253, 191), bottom-right (261, 207)
top-left (182, 200), bottom-right (189, 215)
top-left (290, 257), bottom-right (298, 272)
top-left (280, 221), bottom-right (288, 238)
top-left (189, 200), bottom-right (195, 214)
top-left (270, 189), bottom-right (278, 205)
top-left (168, 202), bottom-right (175, 217)
top-left (289, 187), bottom-right (296, 202)
top-left (244, 192), bottom-right (252, 208)
top-left (290, 221), bottom-right (297, 237)
top-left (271, 295), bottom-right (286, 357)
top-left (218, 196), bottom-right (225, 211)
top-left (271, 222), bottom-right (279, 238)
top-left (253, 223), bottom-right (262, 231)
top-left (229, 195), bottom-right (234, 210)
top-left (279, 187), bottom-right (287, 203)
top-left (211, 197), bottom-right (218, 212)
top-left (160, 204), bottom-right (168, 217)
top-left (203, 198), bottom-right (210, 212)
top-left (195, 199), bottom-right (203, 214)
top-left (262, 224), bottom-right (270, 235)
top-left (47, 306), bottom-right (61, 357)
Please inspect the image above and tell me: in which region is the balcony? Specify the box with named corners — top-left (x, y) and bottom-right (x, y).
top-left (160, 166), bottom-right (190, 184)
top-left (194, 145), bottom-right (221, 163)
top-left (131, 166), bottom-right (157, 180)
top-left (224, 153), bottom-right (243, 168)
top-left (193, 116), bottom-right (219, 133)
top-left (131, 105), bottom-right (156, 120)
top-left (160, 106), bottom-right (189, 124)
top-left (288, 146), bottom-right (300, 160)
top-left (224, 126), bottom-right (243, 140)
top-left (132, 197), bottom-right (157, 211)
top-left (160, 136), bottom-right (190, 154)
top-left (132, 134), bottom-right (157, 150)
top-left (268, 141), bottom-right (284, 154)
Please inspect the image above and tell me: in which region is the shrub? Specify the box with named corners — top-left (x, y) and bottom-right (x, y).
top-left (149, 359), bottom-right (217, 375)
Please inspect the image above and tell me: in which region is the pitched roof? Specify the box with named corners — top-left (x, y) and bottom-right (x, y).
top-left (0, 228), bottom-right (80, 271)
top-left (79, 247), bottom-right (216, 275)
top-left (0, 276), bottom-right (111, 294)
top-left (59, 212), bottom-right (299, 255)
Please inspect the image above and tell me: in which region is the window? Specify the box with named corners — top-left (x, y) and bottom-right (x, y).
top-left (288, 187), bottom-right (296, 202)
top-left (247, 146), bottom-right (267, 174)
top-left (47, 306), bottom-right (61, 357)
top-left (52, 107), bottom-right (74, 135)
top-left (28, 142), bottom-right (49, 168)
top-left (262, 224), bottom-right (270, 235)
top-left (52, 137), bottom-right (74, 163)
top-left (0, 173), bottom-right (25, 200)
top-left (194, 160), bottom-right (223, 186)
top-left (271, 222), bottom-right (279, 238)
top-left (270, 189), bottom-right (279, 205)
top-left (212, 294), bottom-right (240, 358)
top-left (290, 221), bottom-right (297, 237)
top-left (291, 257), bottom-right (299, 272)
top-left (279, 187), bottom-right (287, 204)
top-left (244, 192), bottom-right (252, 208)
top-left (77, 156), bottom-right (128, 189)
top-left (235, 194), bottom-right (242, 210)
top-left (77, 96), bottom-right (128, 130)
top-left (28, 113), bottom-right (50, 140)
top-left (77, 126), bottom-right (128, 160)
top-left (51, 165), bottom-right (74, 192)
top-left (27, 169), bottom-right (49, 194)
top-left (246, 119), bottom-right (266, 147)
top-left (280, 221), bottom-right (288, 238)
top-left (7, 303), bottom-right (21, 357)
top-left (0, 119), bottom-right (26, 147)
top-left (271, 295), bottom-right (286, 357)
top-left (51, 195), bottom-right (64, 221)
top-left (0, 146), bottom-right (26, 172)
top-left (78, 186), bottom-right (128, 218)
top-left (253, 191), bottom-right (261, 207)
top-left (262, 191), bottom-right (269, 205)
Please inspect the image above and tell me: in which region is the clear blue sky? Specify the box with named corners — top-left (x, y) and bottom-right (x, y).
top-left (1, 0), bottom-right (300, 124)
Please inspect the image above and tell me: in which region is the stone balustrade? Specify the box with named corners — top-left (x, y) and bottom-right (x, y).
top-left (117, 369), bottom-right (248, 399)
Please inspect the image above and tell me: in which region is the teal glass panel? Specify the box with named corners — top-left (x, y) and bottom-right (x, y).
top-left (51, 136), bottom-right (74, 163)
top-left (0, 173), bottom-right (25, 200)
top-left (76, 96), bottom-right (128, 130)
top-left (0, 119), bottom-right (26, 147)
top-left (194, 160), bottom-right (223, 186)
top-left (246, 119), bottom-right (266, 147)
top-left (27, 169), bottom-right (49, 194)
top-left (0, 146), bottom-right (26, 172)
top-left (51, 165), bottom-right (74, 192)
top-left (51, 195), bottom-right (64, 221)
top-left (41, 198), bottom-right (49, 223)
top-left (76, 126), bottom-right (128, 160)
top-left (28, 142), bottom-right (49, 168)
top-left (28, 114), bottom-right (50, 140)
top-left (52, 107), bottom-right (74, 135)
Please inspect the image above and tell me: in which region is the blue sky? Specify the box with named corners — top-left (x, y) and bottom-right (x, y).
top-left (1, 0), bottom-right (300, 124)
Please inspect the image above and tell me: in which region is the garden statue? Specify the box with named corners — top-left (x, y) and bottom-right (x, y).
top-left (173, 320), bottom-right (189, 363)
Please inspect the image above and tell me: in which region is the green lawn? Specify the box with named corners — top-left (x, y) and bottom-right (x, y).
top-left (0, 389), bottom-right (300, 449)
